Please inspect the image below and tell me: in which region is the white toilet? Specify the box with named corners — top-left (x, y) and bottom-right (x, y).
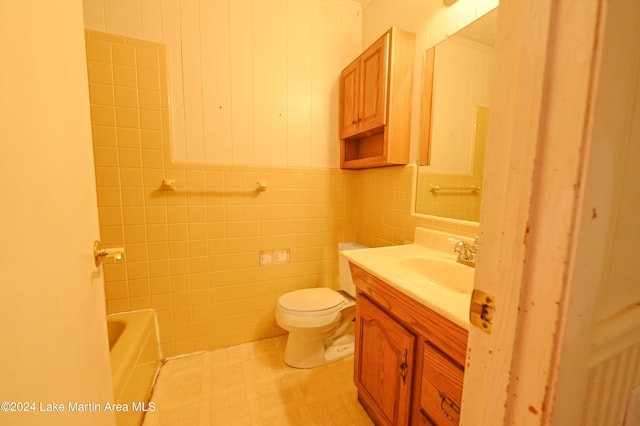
top-left (275, 242), bottom-right (366, 368)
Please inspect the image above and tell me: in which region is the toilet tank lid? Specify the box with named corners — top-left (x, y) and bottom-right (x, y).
top-left (339, 242), bottom-right (367, 251)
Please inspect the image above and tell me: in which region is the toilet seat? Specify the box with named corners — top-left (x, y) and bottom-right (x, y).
top-left (277, 288), bottom-right (345, 316)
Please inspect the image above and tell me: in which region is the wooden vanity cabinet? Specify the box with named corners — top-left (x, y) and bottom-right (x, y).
top-left (339, 27), bottom-right (415, 169)
top-left (350, 263), bottom-right (468, 426)
top-left (355, 294), bottom-right (415, 425)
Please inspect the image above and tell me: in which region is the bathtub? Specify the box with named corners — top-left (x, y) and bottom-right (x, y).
top-left (107, 310), bottom-right (161, 426)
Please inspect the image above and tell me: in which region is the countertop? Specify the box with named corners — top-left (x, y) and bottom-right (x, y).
top-left (342, 241), bottom-right (473, 330)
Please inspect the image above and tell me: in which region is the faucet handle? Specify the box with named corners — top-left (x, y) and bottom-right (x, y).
top-left (448, 238), bottom-right (465, 253)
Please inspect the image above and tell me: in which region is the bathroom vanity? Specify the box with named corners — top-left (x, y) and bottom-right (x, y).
top-left (341, 229), bottom-right (473, 425)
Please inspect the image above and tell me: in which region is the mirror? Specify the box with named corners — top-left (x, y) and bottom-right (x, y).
top-left (416, 8), bottom-right (498, 222)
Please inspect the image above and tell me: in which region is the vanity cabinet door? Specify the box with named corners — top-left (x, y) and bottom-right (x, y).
top-left (414, 341), bottom-right (464, 425)
top-left (340, 58), bottom-right (361, 138)
top-left (357, 33), bottom-right (389, 134)
top-left (339, 34), bottom-right (389, 140)
top-left (355, 293), bottom-right (415, 426)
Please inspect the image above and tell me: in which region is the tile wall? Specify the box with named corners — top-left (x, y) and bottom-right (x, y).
top-left (85, 30), bottom-right (357, 357)
top-left (354, 164), bottom-right (480, 249)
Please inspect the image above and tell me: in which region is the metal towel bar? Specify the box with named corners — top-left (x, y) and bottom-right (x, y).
top-left (429, 185), bottom-right (480, 193)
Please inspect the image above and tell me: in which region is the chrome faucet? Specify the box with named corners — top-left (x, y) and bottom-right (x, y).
top-left (453, 236), bottom-right (478, 267)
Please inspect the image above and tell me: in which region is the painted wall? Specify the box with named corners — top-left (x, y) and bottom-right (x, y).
top-left (83, 0), bottom-right (362, 167)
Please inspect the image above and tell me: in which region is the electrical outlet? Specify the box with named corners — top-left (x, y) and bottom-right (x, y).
top-left (259, 250), bottom-right (273, 266)
top-left (273, 249), bottom-right (290, 264)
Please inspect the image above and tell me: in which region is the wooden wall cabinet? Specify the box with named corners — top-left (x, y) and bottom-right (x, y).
top-left (339, 27), bottom-right (415, 169)
top-left (351, 264), bottom-right (468, 425)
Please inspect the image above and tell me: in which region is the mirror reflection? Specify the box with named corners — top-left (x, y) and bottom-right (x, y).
top-left (416, 8), bottom-right (498, 222)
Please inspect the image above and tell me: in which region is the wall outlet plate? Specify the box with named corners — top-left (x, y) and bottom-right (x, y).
top-left (259, 251), bottom-right (273, 266)
top-left (259, 249), bottom-right (290, 266)
top-left (274, 249), bottom-right (290, 264)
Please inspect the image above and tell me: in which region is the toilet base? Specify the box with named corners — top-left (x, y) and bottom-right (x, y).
top-left (283, 331), bottom-right (355, 369)
top-left (324, 334), bottom-right (355, 363)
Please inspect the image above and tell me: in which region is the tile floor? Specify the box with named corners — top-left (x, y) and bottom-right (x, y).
top-left (142, 335), bottom-right (374, 425)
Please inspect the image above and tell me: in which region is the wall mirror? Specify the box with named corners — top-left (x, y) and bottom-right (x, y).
top-left (415, 8), bottom-right (498, 222)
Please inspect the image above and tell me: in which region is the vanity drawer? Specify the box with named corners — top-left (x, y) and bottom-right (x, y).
top-left (417, 341), bottom-right (464, 425)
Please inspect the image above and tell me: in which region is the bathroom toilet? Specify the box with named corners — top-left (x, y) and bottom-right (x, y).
top-left (275, 242), bottom-right (366, 368)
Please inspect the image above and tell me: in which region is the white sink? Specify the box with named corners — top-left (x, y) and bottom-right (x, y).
top-left (389, 256), bottom-right (474, 294)
top-left (340, 227), bottom-right (477, 328)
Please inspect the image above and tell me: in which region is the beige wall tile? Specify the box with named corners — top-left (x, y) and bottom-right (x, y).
top-left (116, 107), bottom-right (140, 128)
top-left (112, 44), bottom-right (136, 66)
top-left (150, 277), bottom-right (171, 295)
top-left (128, 278), bottom-right (150, 297)
top-left (147, 242), bottom-right (169, 260)
top-left (149, 259), bottom-right (170, 278)
top-left (85, 38), bottom-right (111, 62)
top-left (125, 243), bottom-right (148, 262)
top-left (87, 61), bottom-right (113, 84)
top-left (100, 225), bottom-right (124, 246)
top-left (92, 126), bottom-right (118, 147)
top-left (138, 68), bottom-right (160, 91)
top-left (140, 109), bottom-right (162, 130)
top-left (136, 48), bottom-right (159, 70)
top-left (114, 86), bottom-right (138, 108)
top-left (89, 83), bottom-right (115, 106)
top-left (117, 128), bottom-right (141, 148)
top-left (146, 224), bottom-right (168, 242)
top-left (96, 187), bottom-right (122, 206)
top-left (119, 168), bottom-right (143, 187)
top-left (91, 105), bottom-right (116, 127)
top-left (113, 65), bottom-right (137, 87)
top-left (98, 207), bottom-right (123, 226)
top-left (127, 260), bottom-right (149, 280)
top-left (129, 296), bottom-right (151, 310)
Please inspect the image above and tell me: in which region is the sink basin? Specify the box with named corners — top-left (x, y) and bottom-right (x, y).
top-left (389, 256), bottom-right (474, 294)
top-left (340, 228), bottom-right (477, 328)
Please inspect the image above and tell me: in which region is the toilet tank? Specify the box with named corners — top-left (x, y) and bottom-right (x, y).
top-left (338, 242), bottom-right (367, 297)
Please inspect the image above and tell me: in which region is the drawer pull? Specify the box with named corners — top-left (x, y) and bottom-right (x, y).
top-left (438, 391), bottom-right (460, 422)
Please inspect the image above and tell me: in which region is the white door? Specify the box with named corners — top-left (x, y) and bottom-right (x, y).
top-left (461, 0), bottom-right (607, 424)
top-left (0, 2), bottom-right (115, 425)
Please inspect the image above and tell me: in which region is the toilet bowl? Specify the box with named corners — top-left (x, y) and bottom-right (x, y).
top-left (275, 242), bottom-right (366, 368)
